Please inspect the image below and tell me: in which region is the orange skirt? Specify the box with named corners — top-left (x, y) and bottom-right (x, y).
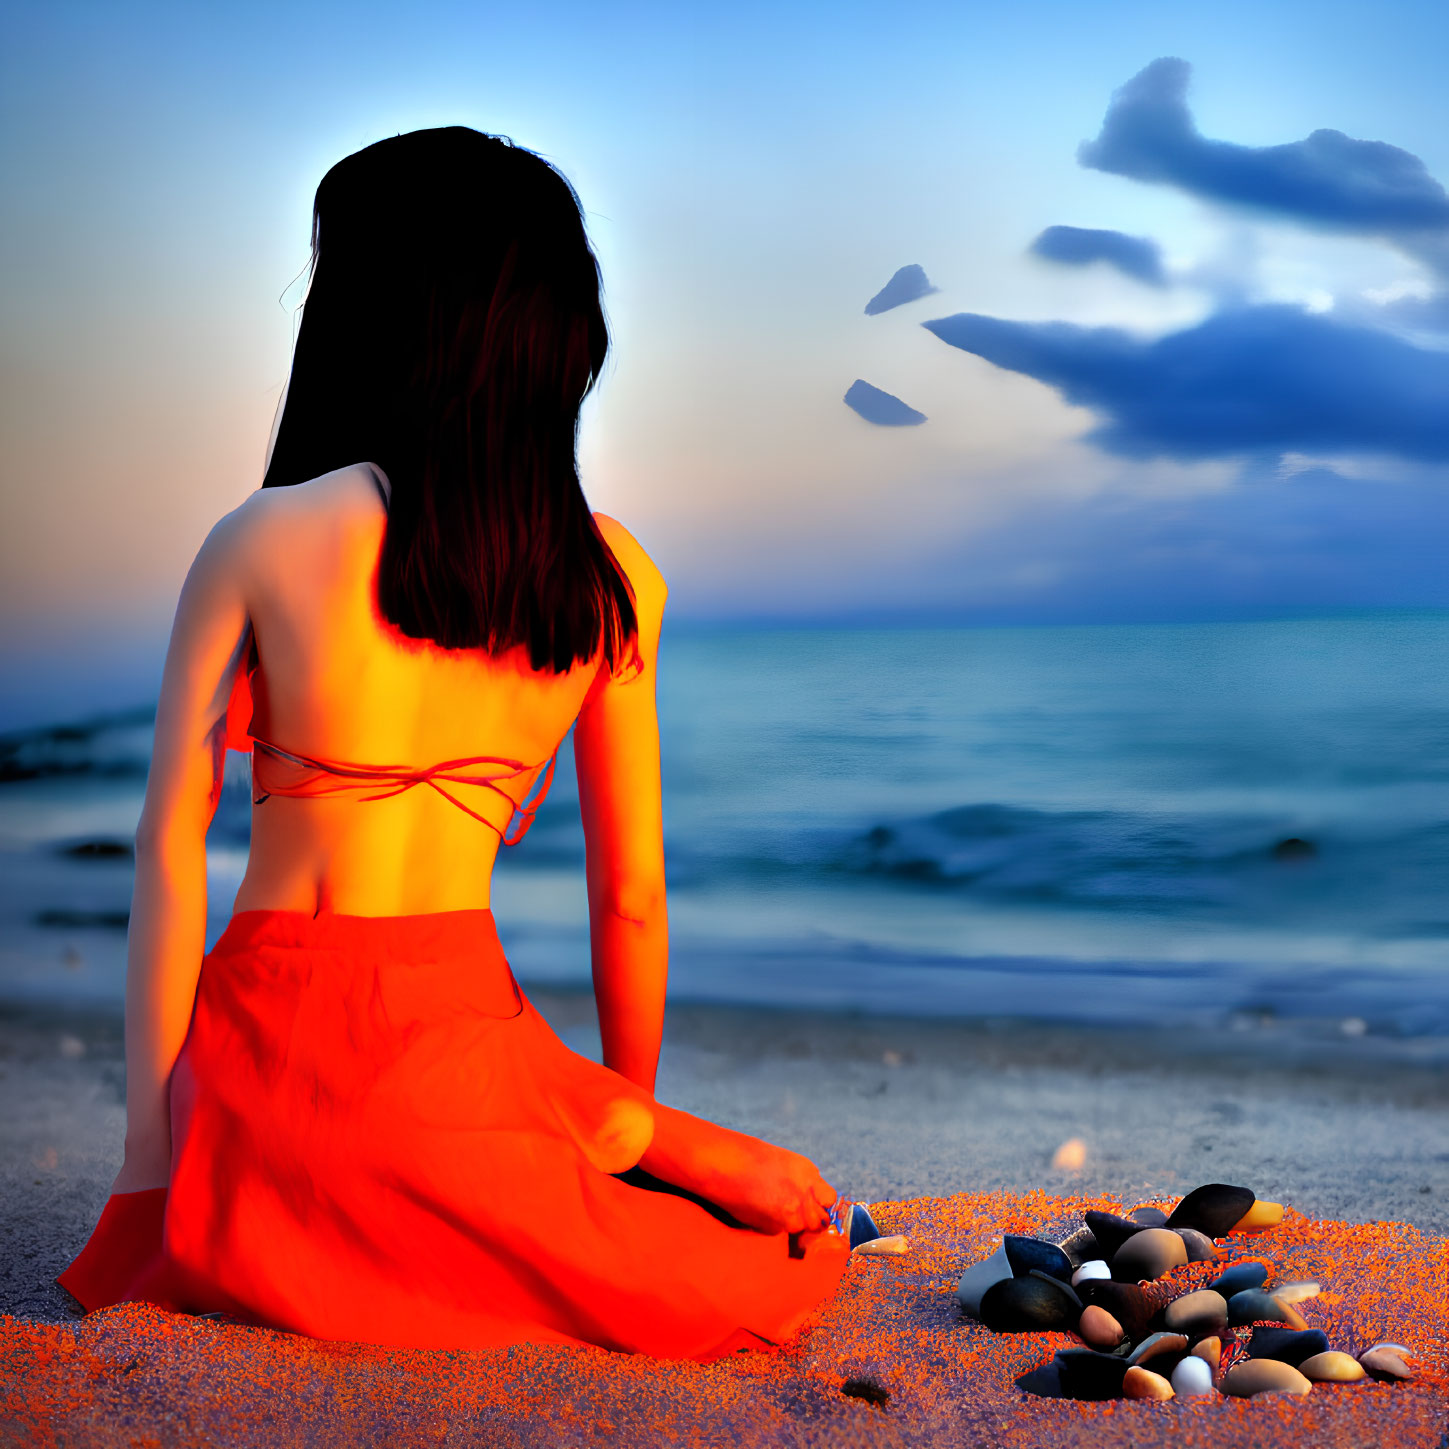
top-left (55, 909), bottom-right (848, 1360)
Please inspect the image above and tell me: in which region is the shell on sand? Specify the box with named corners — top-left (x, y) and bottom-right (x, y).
top-left (854, 1234), bottom-right (909, 1257)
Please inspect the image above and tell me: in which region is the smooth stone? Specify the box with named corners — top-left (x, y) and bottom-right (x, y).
top-left (1208, 1261), bottom-right (1269, 1296)
top-left (1231, 1199), bottom-right (1284, 1234)
top-left (980, 1273), bottom-right (1080, 1333)
top-left (1246, 1327), bottom-right (1330, 1367)
top-left (1222, 1358), bottom-right (1312, 1398)
top-left (848, 1203), bottom-right (883, 1248)
top-left (1071, 1260), bottom-right (1111, 1286)
top-left (1191, 1336), bottom-right (1222, 1373)
top-left (854, 1234), bottom-right (909, 1256)
top-left (1028, 1268), bottom-right (1081, 1306)
top-left (1054, 1348), bottom-right (1129, 1401)
top-left (1055, 1225), bottom-right (1100, 1269)
top-left (1015, 1362), bottom-right (1063, 1398)
top-left (1166, 1183), bottom-right (1256, 1238)
top-left (1228, 1289), bottom-right (1308, 1330)
top-left (1359, 1346), bottom-right (1414, 1380)
top-left (1083, 1210), bottom-right (1145, 1260)
top-left (1173, 1228), bottom-right (1219, 1264)
top-left (1112, 1228), bottom-right (1188, 1282)
top-left (1273, 1279), bottom-right (1320, 1303)
top-left (1075, 1280), bottom-right (1153, 1342)
top-left (1003, 1235), bottom-right (1074, 1283)
top-left (1078, 1305), bottom-right (1124, 1350)
top-left (1163, 1289), bottom-right (1228, 1338)
top-left (1123, 1365), bottom-right (1174, 1400)
top-left (1127, 1332), bottom-right (1188, 1368)
top-left (957, 1242), bottom-right (1012, 1318)
top-left (1170, 1355), bottom-right (1215, 1397)
top-left (1129, 1205), bottom-right (1169, 1227)
top-left (1299, 1351), bottom-right (1366, 1383)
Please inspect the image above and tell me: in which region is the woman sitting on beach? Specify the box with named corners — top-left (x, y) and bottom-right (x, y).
top-left (57, 126), bottom-right (850, 1359)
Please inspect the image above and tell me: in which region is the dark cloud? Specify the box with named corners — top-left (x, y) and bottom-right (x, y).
top-left (844, 379), bottom-right (927, 426)
top-left (922, 303), bottom-right (1449, 462)
top-left (864, 264), bottom-right (941, 315)
top-left (1078, 58), bottom-right (1449, 266)
top-left (1029, 225), bottom-right (1166, 285)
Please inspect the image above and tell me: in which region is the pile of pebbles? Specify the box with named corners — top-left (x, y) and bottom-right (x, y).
top-left (953, 1182), bottom-right (1416, 1402)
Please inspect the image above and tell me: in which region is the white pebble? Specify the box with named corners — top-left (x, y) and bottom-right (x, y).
top-left (1171, 1355), bottom-right (1215, 1397)
top-left (1071, 1259), bottom-right (1111, 1286)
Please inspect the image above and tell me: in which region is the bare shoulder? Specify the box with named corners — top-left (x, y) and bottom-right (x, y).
top-left (593, 512), bottom-right (668, 606)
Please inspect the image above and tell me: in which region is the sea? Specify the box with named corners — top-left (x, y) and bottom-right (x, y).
top-left (2, 614), bottom-right (1447, 1052)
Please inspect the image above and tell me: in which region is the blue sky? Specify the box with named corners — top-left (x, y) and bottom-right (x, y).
top-left (2, 0), bottom-right (1448, 723)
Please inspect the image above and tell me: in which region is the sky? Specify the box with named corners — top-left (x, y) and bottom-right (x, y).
top-left (3, 0), bottom-right (1448, 726)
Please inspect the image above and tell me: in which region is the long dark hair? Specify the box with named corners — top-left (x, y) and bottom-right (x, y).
top-left (262, 126), bottom-right (639, 676)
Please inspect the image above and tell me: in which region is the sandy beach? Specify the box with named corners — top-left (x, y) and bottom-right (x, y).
top-left (3, 987), bottom-right (1446, 1446)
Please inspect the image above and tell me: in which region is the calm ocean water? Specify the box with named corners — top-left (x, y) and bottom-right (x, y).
top-left (3, 615), bottom-right (1447, 1042)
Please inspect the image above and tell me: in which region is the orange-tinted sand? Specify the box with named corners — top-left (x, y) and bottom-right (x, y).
top-left (5, 1190), bottom-right (1445, 1448)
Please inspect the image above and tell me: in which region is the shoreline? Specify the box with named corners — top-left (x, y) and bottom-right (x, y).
top-left (4, 986), bottom-right (1445, 1327)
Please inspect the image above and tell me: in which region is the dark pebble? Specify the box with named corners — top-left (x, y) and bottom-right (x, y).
top-left (1227, 1289), bottom-right (1301, 1328)
top-left (1166, 1183), bottom-right (1256, 1238)
top-left (1111, 1228), bottom-right (1187, 1282)
top-left (979, 1273), bottom-right (1080, 1333)
top-left (1003, 1235), bottom-right (1073, 1283)
top-left (1208, 1261), bottom-right (1269, 1296)
top-left (1129, 1206), bottom-right (1168, 1227)
top-left (849, 1204), bottom-right (883, 1249)
top-left (1016, 1362), bottom-right (1063, 1398)
top-left (1162, 1289), bottom-right (1228, 1339)
top-left (1126, 1331), bottom-right (1189, 1369)
top-left (1054, 1348), bottom-right (1130, 1401)
top-left (1083, 1210), bottom-right (1145, 1261)
top-left (1054, 1225), bottom-right (1100, 1269)
top-left (1028, 1268), bottom-right (1081, 1308)
top-left (1246, 1326), bottom-right (1330, 1367)
top-left (1174, 1227), bottom-right (1219, 1263)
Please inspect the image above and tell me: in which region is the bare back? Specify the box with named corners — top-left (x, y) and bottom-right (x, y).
top-left (186, 464), bottom-right (662, 918)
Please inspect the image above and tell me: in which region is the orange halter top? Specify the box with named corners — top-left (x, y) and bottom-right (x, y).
top-left (221, 463), bottom-right (557, 847)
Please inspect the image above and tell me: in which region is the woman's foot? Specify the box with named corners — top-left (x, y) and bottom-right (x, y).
top-left (636, 1102), bottom-right (837, 1237)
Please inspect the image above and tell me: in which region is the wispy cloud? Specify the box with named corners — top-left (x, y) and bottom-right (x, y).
top-left (1029, 225), bottom-right (1167, 286)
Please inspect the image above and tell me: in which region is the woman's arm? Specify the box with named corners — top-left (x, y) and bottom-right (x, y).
top-left (572, 514), bottom-right (669, 1096)
top-left (111, 502), bottom-right (255, 1192)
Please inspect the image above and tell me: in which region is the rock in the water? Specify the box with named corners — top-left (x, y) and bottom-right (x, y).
top-left (1207, 1261), bottom-right (1269, 1296)
top-left (1112, 1227), bottom-right (1187, 1282)
top-left (1055, 1225), bottom-right (1099, 1269)
top-left (1076, 1279), bottom-right (1153, 1342)
top-left (1055, 1348), bottom-right (1130, 1401)
top-left (1071, 1260), bottom-right (1110, 1286)
top-left (1166, 1183), bottom-right (1256, 1238)
top-left (1222, 1358), bottom-right (1312, 1397)
top-left (1003, 1235), bottom-right (1073, 1283)
top-left (1123, 1365), bottom-right (1174, 1400)
top-left (980, 1273), bottom-right (1079, 1333)
top-left (848, 1203), bottom-right (884, 1249)
top-left (1171, 1355), bottom-right (1215, 1397)
top-left (1083, 1210), bottom-right (1144, 1260)
top-left (1173, 1227), bottom-right (1219, 1264)
top-left (1163, 1289), bottom-right (1228, 1338)
top-left (1191, 1336), bottom-right (1222, 1373)
top-left (854, 1234), bottom-right (909, 1256)
top-left (1231, 1199), bottom-right (1284, 1234)
top-left (1359, 1345), bottom-right (1414, 1380)
top-left (1227, 1289), bottom-right (1307, 1330)
top-left (957, 1242), bottom-right (1012, 1318)
top-left (1127, 1332), bottom-right (1188, 1369)
top-left (1299, 1351), bottom-right (1366, 1383)
top-left (1078, 1305), bottom-right (1124, 1350)
top-left (1246, 1326), bottom-right (1330, 1367)
top-left (1272, 1279), bottom-right (1320, 1303)
top-left (1129, 1205), bottom-right (1169, 1227)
